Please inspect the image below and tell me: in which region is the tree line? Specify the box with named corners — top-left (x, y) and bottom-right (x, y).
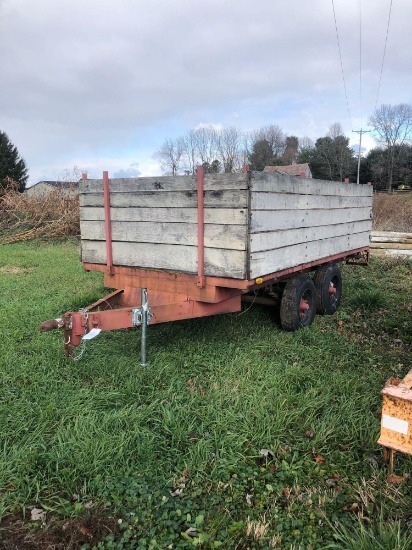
top-left (155, 103), bottom-right (412, 190)
top-left (1, 103), bottom-right (411, 193)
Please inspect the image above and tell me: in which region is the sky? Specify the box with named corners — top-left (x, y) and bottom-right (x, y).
top-left (0, 0), bottom-right (411, 186)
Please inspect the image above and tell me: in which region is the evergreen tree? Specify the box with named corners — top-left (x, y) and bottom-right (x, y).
top-left (298, 134), bottom-right (355, 181)
top-left (0, 131), bottom-right (28, 192)
top-left (249, 139), bottom-right (273, 171)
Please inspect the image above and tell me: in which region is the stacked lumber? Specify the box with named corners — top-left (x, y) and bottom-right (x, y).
top-left (370, 232), bottom-right (412, 257)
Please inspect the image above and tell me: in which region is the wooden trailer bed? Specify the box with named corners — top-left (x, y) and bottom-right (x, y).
top-left (79, 171), bottom-right (372, 280)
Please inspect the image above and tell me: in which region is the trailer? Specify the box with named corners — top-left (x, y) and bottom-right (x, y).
top-left (40, 167), bottom-right (373, 363)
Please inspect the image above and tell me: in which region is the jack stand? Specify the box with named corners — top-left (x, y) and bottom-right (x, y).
top-left (141, 288), bottom-right (148, 367)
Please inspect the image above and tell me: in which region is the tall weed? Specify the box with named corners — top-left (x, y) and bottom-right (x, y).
top-left (372, 193), bottom-right (412, 232)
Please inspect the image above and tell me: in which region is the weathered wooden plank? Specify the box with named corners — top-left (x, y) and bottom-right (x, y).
top-left (80, 221), bottom-right (247, 250)
top-left (251, 192), bottom-right (371, 210)
top-left (370, 249), bottom-right (412, 257)
top-left (80, 189), bottom-right (248, 208)
top-left (370, 242), bottom-right (412, 250)
top-left (80, 173), bottom-right (249, 193)
top-left (249, 231), bottom-right (370, 279)
top-left (80, 207), bottom-right (248, 225)
top-left (81, 240), bottom-right (246, 279)
top-left (371, 236), bottom-right (412, 244)
top-left (250, 220), bottom-right (372, 252)
top-left (251, 207), bottom-right (371, 232)
top-left (371, 231), bottom-right (412, 239)
top-left (251, 172), bottom-right (373, 197)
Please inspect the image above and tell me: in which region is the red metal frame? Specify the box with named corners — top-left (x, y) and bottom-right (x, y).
top-left (46, 245), bottom-right (368, 356)
top-left (83, 246), bottom-right (369, 291)
top-left (103, 170), bottom-right (113, 275)
top-left (197, 166), bottom-right (205, 288)
top-left (56, 294), bottom-right (241, 352)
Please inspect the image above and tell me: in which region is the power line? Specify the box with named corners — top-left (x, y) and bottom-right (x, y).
top-left (359, 0), bottom-right (363, 127)
top-left (331, 0), bottom-right (353, 131)
top-left (375, 0), bottom-right (393, 111)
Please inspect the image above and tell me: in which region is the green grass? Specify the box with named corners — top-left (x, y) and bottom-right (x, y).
top-left (0, 240), bottom-right (411, 548)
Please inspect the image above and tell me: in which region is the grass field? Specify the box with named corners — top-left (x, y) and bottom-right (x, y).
top-left (0, 240), bottom-right (411, 549)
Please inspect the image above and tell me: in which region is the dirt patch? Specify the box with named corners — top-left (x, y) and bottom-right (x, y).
top-left (0, 267), bottom-right (35, 274)
top-left (0, 511), bottom-right (120, 549)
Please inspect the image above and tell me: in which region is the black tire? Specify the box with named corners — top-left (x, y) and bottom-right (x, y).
top-left (280, 276), bottom-right (317, 331)
top-left (313, 263), bottom-right (342, 315)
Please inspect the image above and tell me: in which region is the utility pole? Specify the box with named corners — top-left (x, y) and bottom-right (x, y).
top-left (353, 129), bottom-right (371, 184)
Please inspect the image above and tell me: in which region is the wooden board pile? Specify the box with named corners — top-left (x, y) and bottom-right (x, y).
top-left (370, 232), bottom-right (412, 257)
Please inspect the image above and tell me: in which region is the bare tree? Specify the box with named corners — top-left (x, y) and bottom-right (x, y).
top-left (251, 124), bottom-right (285, 157)
top-left (299, 136), bottom-right (314, 151)
top-left (327, 122), bottom-right (344, 139)
top-left (181, 130), bottom-right (198, 175)
top-left (369, 103), bottom-right (412, 191)
top-left (216, 126), bottom-right (242, 173)
top-left (194, 126), bottom-right (218, 167)
top-left (155, 137), bottom-right (185, 175)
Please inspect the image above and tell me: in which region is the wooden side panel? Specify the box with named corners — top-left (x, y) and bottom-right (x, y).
top-left (80, 189), bottom-right (247, 209)
top-left (250, 232), bottom-right (370, 279)
top-left (251, 207), bottom-right (371, 232)
top-left (79, 173), bottom-right (249, 279)
top-left (81, 240), bottom-right (246, 279)
top-left (251, 220), bottom-right (372, 252)
top-left (252, 192), bottom-right (371, 210)
top-left (80, 220), bottom-right (247, 250)
top-left (251, 171), bottom-right (373, 197)
top-left (248, 171), bottom-right (372, 279)
top-left (80, 173), bottom-right (248, 193)
top-left (80, 207), bottom-right (248, 225)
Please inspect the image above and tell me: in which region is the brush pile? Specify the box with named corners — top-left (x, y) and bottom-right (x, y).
top-left (0, 179), bottom-right (80, 244)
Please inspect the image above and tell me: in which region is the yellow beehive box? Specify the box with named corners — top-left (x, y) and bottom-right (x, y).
top-left (378, 370), bottom-right (412, 455)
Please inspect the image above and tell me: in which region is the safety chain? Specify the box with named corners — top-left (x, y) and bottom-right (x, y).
top-left (233, 291), bottom-right (258, 317)
top-left (72, 309), bottom-right (89, 362)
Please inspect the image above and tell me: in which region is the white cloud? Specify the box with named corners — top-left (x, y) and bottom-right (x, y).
top-left (1, 0), bottom-right (411, 184)
top-left (194, 123), bottom-right (224, 131)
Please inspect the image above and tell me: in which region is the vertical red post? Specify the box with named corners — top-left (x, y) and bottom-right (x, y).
top-left (242, 165), bottom-right (250, 172)
top-left (103, 171), bottom-right (113, 275)
top-left (197, 166), bottom-right (205, 288)
top-left (81, 172), bottom-right (87, 180)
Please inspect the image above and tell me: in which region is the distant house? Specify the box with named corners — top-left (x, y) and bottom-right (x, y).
top-left (263, 163), bottom-right (312, 178)
top-left (25, 180), bottom-right (79, 197)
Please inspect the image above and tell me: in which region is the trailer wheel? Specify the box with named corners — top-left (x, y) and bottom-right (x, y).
top-left (280, 276), bottom-right (317, 331)
top-left (313, 263), bottom-right (342, 315)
